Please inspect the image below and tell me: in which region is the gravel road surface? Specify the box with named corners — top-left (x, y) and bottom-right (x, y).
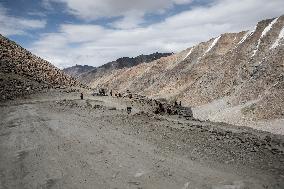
top-left (0, 90), bottom-right (283, 189)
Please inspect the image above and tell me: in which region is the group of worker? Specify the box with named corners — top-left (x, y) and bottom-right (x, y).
top-left (79, 90), bottom-right (183, 116)
top-left (110, 90), bottom-right (122, 98)
top-left (79, 90), bottom-right (131, 114)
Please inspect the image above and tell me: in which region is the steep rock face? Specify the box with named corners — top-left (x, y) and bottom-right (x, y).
top-left (0, 35), bottom-right (82, 100)
top-left (64, 52), bottom-right (173, 84)
top-left (86, 16), bottom-right (284, 129)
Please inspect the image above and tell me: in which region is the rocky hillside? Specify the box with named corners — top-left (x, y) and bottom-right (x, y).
top-left (85, 16), bottom-right (284, 132)
top-left (63, 52), bottom-right (173, 84)
top-left (0, 34), bottom-right (82, 101)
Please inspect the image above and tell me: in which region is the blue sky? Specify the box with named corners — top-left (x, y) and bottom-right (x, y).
top-left (0, 0), bottom-right (284, 68)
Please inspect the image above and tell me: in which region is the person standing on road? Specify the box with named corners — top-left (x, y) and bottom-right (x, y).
top-left (80, 93), bottom-right (83, 100)
top-left (174, 101), bottom-right (178, 106)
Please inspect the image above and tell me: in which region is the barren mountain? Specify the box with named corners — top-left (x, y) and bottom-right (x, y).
top-left (82, 16), bottom-right (284, 133)
top-left (0, 34), bottom-right (82, 101)
top-left (63, 64), bottom-right (95, 78)
top-left (64, 52), bottom-right (173, 84)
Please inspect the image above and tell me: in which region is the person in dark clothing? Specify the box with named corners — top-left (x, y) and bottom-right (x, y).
top-left (174, 101), bottom-right (178, 106)
top-left (179, 101), bottom-right (182, 106)
top-left (158, 103), bottom-right (165, 113)
top-left (110, 90), bottom-right (113, 96)
top-left (167, 107), bottom-right (172, 115)
top-left (127, 107), bottom-right (132, 114)
top-left (80, 93), bottom-right (83, 100)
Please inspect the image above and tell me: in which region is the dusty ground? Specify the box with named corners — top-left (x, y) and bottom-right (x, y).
top-left (192, 97), bottom-right (284, 135)
top-left (0, 90), bottom-right (283, 189)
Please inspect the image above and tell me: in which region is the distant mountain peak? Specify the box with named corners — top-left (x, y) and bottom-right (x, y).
top-left (63, 52), bottom-right (173, 83)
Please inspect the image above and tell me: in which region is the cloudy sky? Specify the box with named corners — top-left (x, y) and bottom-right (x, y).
top-left (1, 0), bottom-right (284, 68)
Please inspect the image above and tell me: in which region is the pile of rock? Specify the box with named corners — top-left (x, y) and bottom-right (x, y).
top-left (152, 100), bottom-right (193, 117)
top-left (0, 72), bottom-right (47, 100)
top-left (118, 91), bottom-right (193, 117)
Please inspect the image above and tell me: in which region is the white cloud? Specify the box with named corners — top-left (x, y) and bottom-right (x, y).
top-left (48, 0), bottom-right (193, 20)
top-left (46, 0), bottom-right (193, 29)
top-left (0, 5), bottom-right (46, 36)
top-left (111, 11), bottom-right (145, 29)
top-left (30, 0), bottom-right (284, 68)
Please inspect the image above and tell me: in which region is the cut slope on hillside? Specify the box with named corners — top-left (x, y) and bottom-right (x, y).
top-left (0, 34), bottom-right (82, 100)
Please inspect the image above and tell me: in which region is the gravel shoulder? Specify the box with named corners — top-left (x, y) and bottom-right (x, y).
top-left (0, 90), bottom-right (283, 189)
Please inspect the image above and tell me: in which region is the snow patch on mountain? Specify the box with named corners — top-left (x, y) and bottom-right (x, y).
top-left (183, 47), bottom-right (194, 61)
top-left (252, 17), bottom-right (279, 57)
top-left (271, 26), bottom-right (284, 49)
top-left (205, 36), bottom-right (221, 55)
top-left (261, 17), bottom-right (279, 38)
top-left (238, 28), bottom-right (256, 45)
top-left (198, 36), bottom-right (221, 62)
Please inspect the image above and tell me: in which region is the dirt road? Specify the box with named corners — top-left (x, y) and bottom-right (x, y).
top-left (0, 91), bottom-right (283, 189)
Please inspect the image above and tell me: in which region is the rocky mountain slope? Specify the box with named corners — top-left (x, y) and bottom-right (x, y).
top-left (63, 52), bottom-right (173, 84)
top-left (83, 16), bottom-right (284, 132)
top-left (0, 34), bottom-right (82, 101)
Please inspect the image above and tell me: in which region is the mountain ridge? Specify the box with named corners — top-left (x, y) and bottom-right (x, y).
top-left (63, 64), bottom-right (95, 78)
top-left (63, 52), bottom-right (173, 84)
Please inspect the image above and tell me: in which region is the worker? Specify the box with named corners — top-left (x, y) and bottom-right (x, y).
top-left (127, 107), bottom-right (132, 114)
top-left (174, 101), bottom-right (178, 106)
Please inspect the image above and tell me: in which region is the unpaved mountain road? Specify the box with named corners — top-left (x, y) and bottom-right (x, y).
top-left (0, 91), bottom-right (283, 189)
